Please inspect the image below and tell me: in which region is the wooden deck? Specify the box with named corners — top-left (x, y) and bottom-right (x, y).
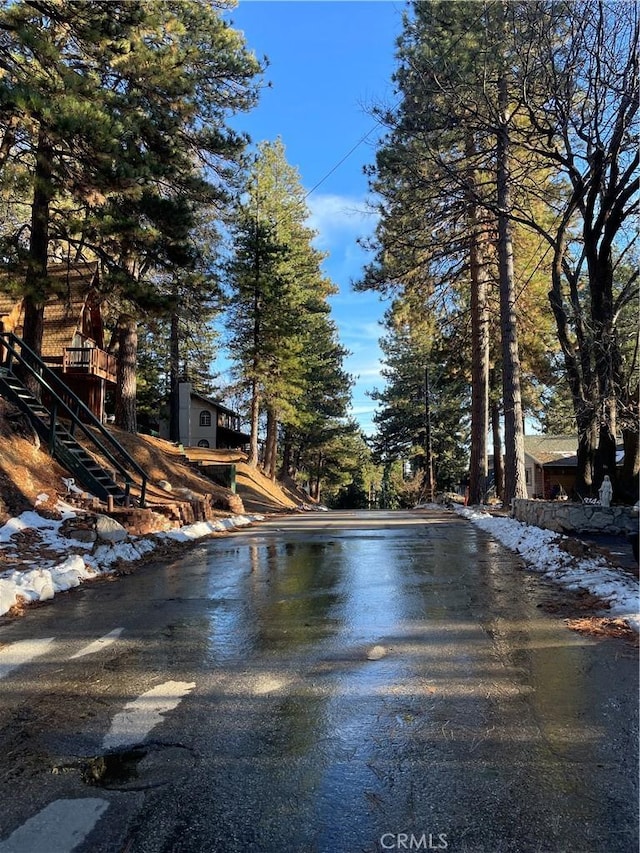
top-left (62, 346), bottom-right (117, 382)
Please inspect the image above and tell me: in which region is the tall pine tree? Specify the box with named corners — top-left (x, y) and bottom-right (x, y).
top-left (225, 139), bottom-right (344, 476)
top-left (0, 0), bottom-right (261, 415)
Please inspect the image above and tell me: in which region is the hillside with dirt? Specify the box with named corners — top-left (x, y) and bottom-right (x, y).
top-left (0, 399), bottom-right (305, 525)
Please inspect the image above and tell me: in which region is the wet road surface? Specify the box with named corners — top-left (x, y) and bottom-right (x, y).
top-left (0, 509), bottom-right (637, 852)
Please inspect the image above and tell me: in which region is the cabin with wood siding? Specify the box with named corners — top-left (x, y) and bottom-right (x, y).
top-left (0, 263), bottom-right (115, 420)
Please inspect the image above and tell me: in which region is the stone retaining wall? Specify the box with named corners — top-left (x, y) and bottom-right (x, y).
top-left (512, 499), bottom-right (638, 536)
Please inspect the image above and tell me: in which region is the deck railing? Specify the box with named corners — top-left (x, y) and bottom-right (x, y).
top-left (62, 346), bottom-right (117, 382)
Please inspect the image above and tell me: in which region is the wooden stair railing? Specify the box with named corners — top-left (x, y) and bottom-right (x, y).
top-left (0, 331), bottom-right (147, 507)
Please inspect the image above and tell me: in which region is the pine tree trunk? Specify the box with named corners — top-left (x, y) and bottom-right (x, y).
top-left (496, 44), bottom-right (527, 506)
top-left (467, 137), bottom-right (490, 505)
top-left (620, 419), bottom-right (640, 502)
top-left (588, 234), bottom-right (623, 495)
top-left (423, 364), bottom-right (435, 500)
top-left (597, 404), bottom-right (618, 494)
top-left (311, 451), bottom-right (323, 502)
top-left (547, 236), bottom-right (598, 499)
top-left (22, 130), bottom-right (54, 397)
top-left (491, 398), bottom-right (505, 501)
top-left (169, 312), bottom-right (180, 442)
top-left (21, 299), bottom-right (45, 399)
top-left (575, 413), bottom-right (598, 498)
top-left (248, 379), bottom-right (260, 467)
top-left (264, 408), bottom-right (278, 480)
top-left (114, 314), bottom-right (138, 434)
top-left (280, 431), bottom-right (292, 479)
top-left (247, 237), bottom-right (262, 468)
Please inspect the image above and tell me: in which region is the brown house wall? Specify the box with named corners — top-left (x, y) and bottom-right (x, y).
top-left (542, 468), bottom-right (576, 499)
top-left (44, 373), bottom-right (105, 422)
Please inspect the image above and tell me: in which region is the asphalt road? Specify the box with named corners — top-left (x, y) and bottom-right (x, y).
top-left (0, 509), bottom-right (637, 853)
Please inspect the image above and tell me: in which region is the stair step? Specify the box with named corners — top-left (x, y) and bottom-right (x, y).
top-left (0, 335), bottom-right (147, 510)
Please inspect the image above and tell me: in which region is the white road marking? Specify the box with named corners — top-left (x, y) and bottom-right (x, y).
top-left (0, 798), bottom-right (109, 853)
top-left (69, 627), bottom-right (124, 659)
top-left (0, 637), bottom-right (55, 681)
top-left (103, 680), bottom-right (196, 751)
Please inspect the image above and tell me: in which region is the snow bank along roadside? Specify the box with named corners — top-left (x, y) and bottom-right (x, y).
top-left (454, 504), bottom-right (639, 633)
top-left (0, 495), bottom-right (264, 617)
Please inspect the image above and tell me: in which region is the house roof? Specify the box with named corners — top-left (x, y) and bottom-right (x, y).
top-left (543, 448), bottom-right (625, 468)
top-left (524, 434), bottom-right (625, 468)
top-left (0, 263), bottom-right (102, 356)
top-left (523, 434), bottom-right (578, 465)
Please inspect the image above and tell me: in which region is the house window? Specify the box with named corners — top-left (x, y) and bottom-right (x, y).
top-left (199, 410), bottom-right (211, 427)
top-left (525, 469), bottom-right (531, 485)
top-left (198, 439), bottom-right (210, 448)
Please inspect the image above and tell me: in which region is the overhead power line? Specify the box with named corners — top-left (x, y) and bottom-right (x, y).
top-left (304, 124), bottom-right (381, 200)
top-left (303, 1), bottom-right (496, 199)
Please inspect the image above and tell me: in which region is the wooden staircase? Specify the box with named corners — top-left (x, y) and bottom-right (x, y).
top-left (0, 332), bottom-right (148, 507)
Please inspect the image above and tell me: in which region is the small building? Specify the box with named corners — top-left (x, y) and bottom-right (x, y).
top-left (0, 263), bottom-right (116, 420)
top-left (523, 434), bottom-right (624, 499)
top-left (159, 381), bottom-right (249, 450)
top-left (523, 435), bottom-right (579, 499)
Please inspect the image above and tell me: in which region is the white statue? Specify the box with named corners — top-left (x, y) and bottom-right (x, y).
top-left (598, 475), bottom-right (613, 507)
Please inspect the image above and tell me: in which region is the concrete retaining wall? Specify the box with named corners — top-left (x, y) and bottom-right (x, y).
top-left (512, 499), bottom-right (638, 536)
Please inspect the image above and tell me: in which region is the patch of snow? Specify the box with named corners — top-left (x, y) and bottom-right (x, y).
top-left (0, 512), bottom-right (57, 544)
top-left (0, 509), bottom-right (94, 561)
top-left (0, 507), bottom-right (265, 617)
top-left (456, 505), bottom-right (640, 632)
top-left (0, 556), bottom-right (98, 610)
top-left (85, 538), bottom-right (159, 570)
top-left (157, 514), bottom-right (262, 542)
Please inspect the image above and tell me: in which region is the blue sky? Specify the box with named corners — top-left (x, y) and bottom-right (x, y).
top-left (222, 0), bottom-right (406, 435)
